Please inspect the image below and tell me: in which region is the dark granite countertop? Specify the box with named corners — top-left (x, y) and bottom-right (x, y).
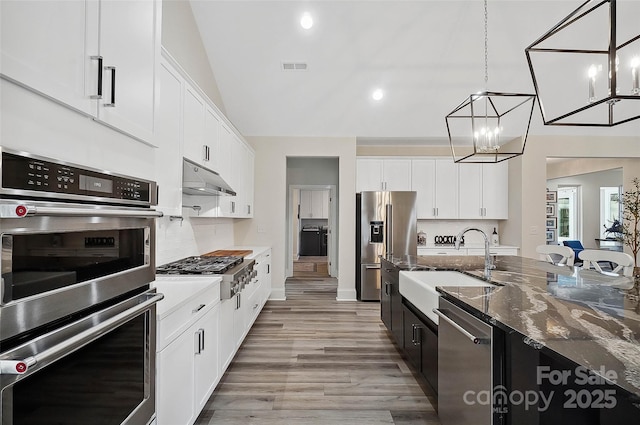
top-left (389, 255), bottom-right (640, 399)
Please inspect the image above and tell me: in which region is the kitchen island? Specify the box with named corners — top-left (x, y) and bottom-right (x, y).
top-left (392, 255), bottom-right (640, 423)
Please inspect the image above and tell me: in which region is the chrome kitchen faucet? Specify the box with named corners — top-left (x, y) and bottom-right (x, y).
top-left (455, 227), bottom-right (495, 280)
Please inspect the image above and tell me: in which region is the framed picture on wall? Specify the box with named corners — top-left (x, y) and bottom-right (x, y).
top-left (545, 217), bottom-right (557, 229)
top-left (546, 204), bottom-right (556, 217)
top-left (546, 229), bottom-right (556, 242)
top-left (546, 191), bottom-right (558, 202)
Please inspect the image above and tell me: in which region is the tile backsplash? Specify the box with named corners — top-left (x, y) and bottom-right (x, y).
top-left (155, 216), bottom-right (234, 266)
top-left (417, 220), bottom-right (500, 245)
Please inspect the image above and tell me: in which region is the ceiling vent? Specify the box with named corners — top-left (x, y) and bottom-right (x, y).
top-left (282, 62), bottom-right (308, 71)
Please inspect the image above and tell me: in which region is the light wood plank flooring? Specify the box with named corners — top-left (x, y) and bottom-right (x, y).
top-left (194, 277), bottom-right (440, 425)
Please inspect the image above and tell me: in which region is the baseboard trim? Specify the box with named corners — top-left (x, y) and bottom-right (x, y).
top-left (336, 288), bottom-right (357, 301)
top-left (268, 287), bottom-right (286, 301)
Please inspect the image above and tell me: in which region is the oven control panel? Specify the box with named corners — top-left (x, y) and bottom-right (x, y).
top-left (1, 151), bottom-right (157, 206)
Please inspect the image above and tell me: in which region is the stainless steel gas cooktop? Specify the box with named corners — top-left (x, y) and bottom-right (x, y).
top-left (156, 256), bottom-right (243, 275)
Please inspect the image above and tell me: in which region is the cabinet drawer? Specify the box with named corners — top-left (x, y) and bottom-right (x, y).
top-left (467, 248), bottom-right (518, 256)
top-left (418, 248), bottom-right (466, 256)
top-left (157, 284), bottom-right (219, 351)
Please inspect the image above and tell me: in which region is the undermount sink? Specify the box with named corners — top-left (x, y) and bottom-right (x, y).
top-left (399, 271), bottom-right (495, 324)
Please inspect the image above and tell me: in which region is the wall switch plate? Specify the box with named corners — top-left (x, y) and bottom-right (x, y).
top-left (530, 226), bottom-right (538, 235)
top-left (257, 226), bottom-right (266, 233)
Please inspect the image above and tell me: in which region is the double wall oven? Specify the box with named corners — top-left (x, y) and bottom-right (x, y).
top-left (0, 149), bottom-right (163, 425)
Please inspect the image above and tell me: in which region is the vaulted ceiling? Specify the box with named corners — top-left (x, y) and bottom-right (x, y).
top-left (189, 1), bottom-right (640, 142)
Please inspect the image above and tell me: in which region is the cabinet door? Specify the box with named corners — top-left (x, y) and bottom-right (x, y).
top-left (411, 159), bottom-right (436, 219)
top-left (234, 292), bottom-right (247, 347)
top-left (154, 60), bottom-right (183, 216)
top-left (245, 147), bottom-right (254, 217)
top-left (299, 190), bottom-right (313, 218)
top-left (203, 106), bottom-right (220, 169)
top-left (157, 328), bottom-right (196, 425)
top-left (356, 159), bottom-right (383, 192)
top-left (482, 161), bottom-right (508, 219)
top-left (380, 268), bottom-right (392, 331)
top-left (312, 190), bottom-right (329, 219)
top-left (97, 0), bottom-right (158, 143)
top-left (0, 0), bottom-right (96, 115)
top-left (229, 136), bottom-right (246, 217)
top-left (382, 159), bottom-right (412, 191)
top-left (183, 86), bottom-right (206, 164)
top-left (434, 159), bottom-right (459, 218)
top-left (194, 304), bottom-right (220, 412)
top-left (402, 306), bottom-right (422, 373)
top-left (217, 125), bottom-right (235, 217)
top-left (420, 321), bottom-right (438, 394)
top-left (458, 163), bottom-right (483, 219)
top-left (219, 298), bottom-right (236, 372)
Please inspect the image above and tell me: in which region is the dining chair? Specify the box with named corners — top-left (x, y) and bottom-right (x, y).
top-left (579, 249), bottom-right (635, 277)
top-left (562, 240), bottom-right (585, 264)
top-left (536, 244), bottom-right (575, 266)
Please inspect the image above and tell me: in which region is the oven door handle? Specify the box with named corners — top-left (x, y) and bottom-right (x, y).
top-left (1, 204), bottom-right (163, 219)
top-left (1, 292), bottom-right (163, 378)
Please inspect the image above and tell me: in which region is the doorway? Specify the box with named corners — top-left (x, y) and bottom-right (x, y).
top-left (285, 157), bottom-right (339, 283)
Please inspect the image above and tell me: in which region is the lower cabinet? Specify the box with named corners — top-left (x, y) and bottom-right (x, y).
top-left (401, 301), bottom-right (438, 395)
top-left (156, 301), bottom-right (220, 425)
top-left (381, 259), bottom-right (403, 346)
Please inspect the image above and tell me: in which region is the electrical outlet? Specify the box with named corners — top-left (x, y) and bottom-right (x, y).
top-left (530, 226), bottom-right (538, 235)
top-left (257, 226), bottom-right (266, 233)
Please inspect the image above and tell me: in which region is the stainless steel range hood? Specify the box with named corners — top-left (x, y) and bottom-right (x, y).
top-left (182, 158), bottom-right (236, 196)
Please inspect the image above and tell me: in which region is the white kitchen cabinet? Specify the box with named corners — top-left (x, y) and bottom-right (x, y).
top-left (254, 249), bottom-right (272, 307)
top-left (356, 158), bottom-right (411, 192)
top-left (458, 162), bottom-right (508, 219)
top-left (300, 189), bottom-right (329, 219)
top-left (154, 59), bottom-right (183, 216)
top-left (154, 278), bottom-right (220, 425)
top-left (218, 134), bottom-right (254, 218)
top-left (219, 292), bottom-right (246, 372)
top-left (0, 0), bottom-right (160, 144)
top-left (182, 86), bottom-right (206, 164)
top-left (411, 159), bottom-right (458, 219)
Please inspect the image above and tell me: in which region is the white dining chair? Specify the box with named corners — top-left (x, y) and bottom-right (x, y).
top-left (579, 249), bottom-right (635, 277)
top-left (536, 244), bottom-right (575, 266)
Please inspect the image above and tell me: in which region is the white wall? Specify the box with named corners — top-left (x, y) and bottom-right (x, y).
top-left (502, 135), bottom-right (640, 259)
top-left (235, 136), bottom-right (357, 301)
top-left (161, 0), bottom-right (227, 114)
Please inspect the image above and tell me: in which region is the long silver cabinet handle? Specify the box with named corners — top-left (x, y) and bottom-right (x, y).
top-left (0, 204), bottom-right (163, 219)
top-left (2, 292), bottom-right (163, 378)
top-left (432, 308), bottom-right (488, 345)
top-left (104, 66), bottom-right (116, 107)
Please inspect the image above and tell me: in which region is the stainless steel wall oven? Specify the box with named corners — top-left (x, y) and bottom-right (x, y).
top-left (0, 149), bottom-right (163, 425)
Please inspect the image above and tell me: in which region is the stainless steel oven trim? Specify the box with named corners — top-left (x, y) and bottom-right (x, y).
top-left (0, 147), bottom-right (158, 207)
top-left (0, 201), bottom-right (163, 219)
top-left (0, 291), bottom-right (162, 425)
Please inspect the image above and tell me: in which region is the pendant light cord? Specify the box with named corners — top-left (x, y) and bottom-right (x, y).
top-left (484, 0), bottom-right (488, 89)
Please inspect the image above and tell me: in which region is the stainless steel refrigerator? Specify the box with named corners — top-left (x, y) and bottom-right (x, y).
top-left (356, 191), bottom-right (417, 301)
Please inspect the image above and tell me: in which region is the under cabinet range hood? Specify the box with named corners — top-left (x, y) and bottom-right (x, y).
top-left (182, 158), bottom-right (236, 196)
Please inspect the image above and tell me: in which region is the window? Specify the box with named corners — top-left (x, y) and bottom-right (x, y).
top-left (600, 186), bottom-right (622, 238)
top-left (557, 186), bottom-right (580, 242)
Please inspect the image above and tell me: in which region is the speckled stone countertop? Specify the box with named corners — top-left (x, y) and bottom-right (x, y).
top-left (389, 255), bottom-right (640, 399)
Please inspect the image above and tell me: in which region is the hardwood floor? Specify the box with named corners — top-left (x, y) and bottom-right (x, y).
top-left (194, 277), bottom-right (440, 425)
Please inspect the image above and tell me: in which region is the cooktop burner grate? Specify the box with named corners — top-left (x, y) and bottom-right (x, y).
top-left (156, 256), bottom-right (243, 275)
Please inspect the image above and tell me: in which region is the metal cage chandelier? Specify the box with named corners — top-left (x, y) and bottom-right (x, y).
top-left (525, 0), bottom-right (640, 126)
top-left (447, 0), bottom-right (536, 164)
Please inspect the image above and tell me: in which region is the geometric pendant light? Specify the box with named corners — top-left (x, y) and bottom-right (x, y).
top-left (525, 0), bottom-right (640, 126)
top-left (447, 0), bottom-right (536, 163)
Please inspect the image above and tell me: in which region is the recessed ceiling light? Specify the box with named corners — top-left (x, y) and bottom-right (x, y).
top-left (372, 89), bottom-right (384, 101)
top-left (300, 12), bottom-right (313, 30)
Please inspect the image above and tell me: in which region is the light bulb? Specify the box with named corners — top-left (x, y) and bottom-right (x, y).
top-left (372, 89), bottom-right (384, 101)
top-left (588, 65), bottom-right (598, 103)
top-left (632, 56), bottom-right (640, 95)
top-left (300, 12), bottom-right (313, 29)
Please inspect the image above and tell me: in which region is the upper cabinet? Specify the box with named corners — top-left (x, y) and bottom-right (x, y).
top-left (359, 156), bottom-right (508, 220)
top-left (411, 159), bottom-right (458, 219)
top-left (458, 162), bottom-right (508, 219)
top-left (356, 158), bottom-right (411, 192)
top-left (300, 190), bottom-right (329, 219)
top-left (155, 52), bottom-right (254, 219)
top-left (0, 0), bottom-right (160, 145)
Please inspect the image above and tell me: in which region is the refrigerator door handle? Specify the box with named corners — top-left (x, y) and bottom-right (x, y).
top-left (385, 203), bottom-right (393, 256)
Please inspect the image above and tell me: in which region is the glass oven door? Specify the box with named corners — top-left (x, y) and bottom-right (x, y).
top-left (0, 291), bottom-right (162, 425)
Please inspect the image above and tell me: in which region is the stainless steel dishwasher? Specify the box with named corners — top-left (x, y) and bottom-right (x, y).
top-left (434, 298), bottom-right (493, 425)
